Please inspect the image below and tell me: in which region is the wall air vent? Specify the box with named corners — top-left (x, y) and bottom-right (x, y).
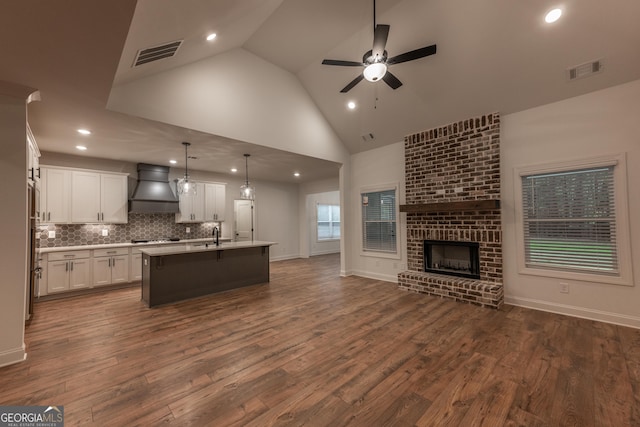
top-left (133, 40), bottom-right (183, 67)
top-left (567, 59), bottom-right (603, 81)
top-left (361, 133), bottom-right (375, 142)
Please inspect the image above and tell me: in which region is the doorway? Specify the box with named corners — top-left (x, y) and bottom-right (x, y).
top-left (234, 199), bottom-right (254, 241)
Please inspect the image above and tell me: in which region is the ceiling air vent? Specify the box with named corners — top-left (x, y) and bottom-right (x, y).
top-left (133, 40), bottom-right (183, 67)
top-left (567, 59), bottom-right (603, 81)
top-left (361, 133), bottom-right (375, 142)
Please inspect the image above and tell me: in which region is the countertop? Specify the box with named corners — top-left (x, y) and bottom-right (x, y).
top-left (139, 240), bottom-right (276, 256)
top-left (38, 237), bottom-right (232, 254)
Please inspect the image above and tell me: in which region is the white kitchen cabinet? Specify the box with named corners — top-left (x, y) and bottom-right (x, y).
top-left (176, 182), bottom-right (226, 223)
top-left (27, 126), bottom-right (40, 185)
top-left (71, 171), bottom-right (128, 223)
top-left (46, 250), bottom-right (92, 293)
top-left (176, 183), bottom-right (206, 223)
top-left (93, 248), bottom-right (129, 286)
top-left (204, 183), bottom-right (226, 222)
top-left (40, 167), bottom-right (72, 224)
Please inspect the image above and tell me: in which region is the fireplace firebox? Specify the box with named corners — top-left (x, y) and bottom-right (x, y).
top-left (424, 240), bottom-right (480, 279)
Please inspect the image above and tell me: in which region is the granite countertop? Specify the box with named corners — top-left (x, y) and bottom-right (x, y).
top-left (139, 240), bottom-right (276, 256)
top-left (38, 237), bottom-right (232, 254)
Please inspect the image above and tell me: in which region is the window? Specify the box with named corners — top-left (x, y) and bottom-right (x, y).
top-left (362, 188), bottom-right (397, 254)
top-left (317, 204), bottom-right (340, 240)
top-left (516, 154), bottom-right (633, 285)
top-left (522, 166), bottom-right (617, 274)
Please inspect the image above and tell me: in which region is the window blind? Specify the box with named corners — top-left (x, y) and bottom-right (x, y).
top-left (362, 189), bottom-right (397, 253)
top-left (317, 204), bottom-right (340, 240)
top-left (521, 166), bottom-right (618, 275)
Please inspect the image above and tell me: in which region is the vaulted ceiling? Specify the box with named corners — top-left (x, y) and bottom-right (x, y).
top-left (3, 0), bottom-right (640, 182)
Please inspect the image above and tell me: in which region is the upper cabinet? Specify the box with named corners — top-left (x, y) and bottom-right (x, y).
top-left (71, 171), bottom-right (128, 223)
top-left (27, 125), bottom-right (40, 185)
top-left (204, 183), bottom-right (225, 222)
top-left (40, 166), bottom-right (128, 224)
top-left (176, 182), bottom-right (226, 223)
top-left (40, 167), bottom-right (71, 223)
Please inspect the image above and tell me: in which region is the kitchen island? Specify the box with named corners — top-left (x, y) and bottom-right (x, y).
top-left (140, 240), bottom-right (275, 307)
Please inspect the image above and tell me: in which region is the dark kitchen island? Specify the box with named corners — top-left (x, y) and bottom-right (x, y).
top-left (139, 241), bottom-right (275, 307)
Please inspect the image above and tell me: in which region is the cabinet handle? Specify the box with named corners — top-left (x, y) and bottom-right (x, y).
top-left (107, 251), bottom-right (116, 254)
top-left (108, 258), bottom-right (111, 267)
top-left (101, 212), bottom-right (104, 221)
top-left (48, 212), bottom-right (50, 221)
top-left (64, 254), bottom-right (75, 258)
top-left (70, 261), bottom-right (74, 271)
top-left (98, 213), bottom-right (100, 221)
top-left (36, 167), bottom-right (41, 179)
top-left (29, 168), bottom-right (34, 181)
top-left (65, 261), bottom-right (69, 272)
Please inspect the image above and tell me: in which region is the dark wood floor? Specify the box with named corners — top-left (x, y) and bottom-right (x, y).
top-left (2, 254), bottom-right (639, 426)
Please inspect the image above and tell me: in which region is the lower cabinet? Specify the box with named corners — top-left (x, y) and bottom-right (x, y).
top-left (93, 248), bottom-right (130, 286)
top-left (129, 245), bottom-right (158, 282)
top-left (47, 250), bottom-right (92, 293)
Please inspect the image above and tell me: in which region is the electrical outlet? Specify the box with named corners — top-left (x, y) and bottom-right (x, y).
top-left (101, 229), bottom-right (108, 236)
top-left (186, 227), bottom-right (191, 233)
top-left (454, 187), bottom-right (464, 193)
top-left (559, 282), bottom-right (569, 293)
top-left (48, 230), bottom-right (56, 238)
top-left (436, 189), bottom-right (446, 195)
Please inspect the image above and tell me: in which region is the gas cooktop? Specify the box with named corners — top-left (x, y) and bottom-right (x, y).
top-left (131, 238), bottom-right (180, 244)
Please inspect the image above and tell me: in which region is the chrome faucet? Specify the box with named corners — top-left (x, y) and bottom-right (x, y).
top-left (212, 226), bottom-right (220, 246)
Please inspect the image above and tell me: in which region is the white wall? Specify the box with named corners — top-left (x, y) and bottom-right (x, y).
top-left (107, 48), bottom-right (349, 165)
top-left (0, 84), bottom-right (34, 366)
top-left (348, 142), bottom-right (407, 283)
top-left (502, 79), bottom-right (640, 328)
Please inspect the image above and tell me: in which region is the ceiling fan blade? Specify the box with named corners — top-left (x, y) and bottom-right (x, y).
top-left (322, 59), bottom-right (363, 67)
top-left (387, 44), bottom-right (437, 65)
top-left (340, 74), bottom-right (364, 93)
top-left (372, 24), bottom-right (390, 59)
top-left (382, 71), bottom-right (403, 90)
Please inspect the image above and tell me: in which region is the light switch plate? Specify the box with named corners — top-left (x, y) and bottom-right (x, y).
top-left (186, 227), bottom-right (191, 233)
top-left (101, 229), bottom-right (108, 236)
top-left (48, 230), bottom-right (56, 238)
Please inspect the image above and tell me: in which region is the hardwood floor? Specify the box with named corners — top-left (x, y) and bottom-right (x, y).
top-left (2, 254), bottom-right (639, 426)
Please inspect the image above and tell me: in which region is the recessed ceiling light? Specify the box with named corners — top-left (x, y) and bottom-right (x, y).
top-left (347, 101), bottom-right (356, 110)
top-left (76, 145), bottom-right (87, 151)
top-left (77, 129), bottom-right (91, 135)
top-left (294, 172), bottom-right (300, 177)
top-left (206, 33), bottom-right (217, 41)
top-left (169, 159), bottom-right (177, 164)
top-left (231, 168), bottom-right (238, 173)
top-left (545, 8), bottom-right (562, 23)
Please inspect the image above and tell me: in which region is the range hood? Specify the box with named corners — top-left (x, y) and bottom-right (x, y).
top-left (129, 163), bottom-right (180, 214)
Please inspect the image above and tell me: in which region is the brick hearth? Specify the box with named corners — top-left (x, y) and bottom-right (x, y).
top-left (398, 112), bottom-right (503, 309)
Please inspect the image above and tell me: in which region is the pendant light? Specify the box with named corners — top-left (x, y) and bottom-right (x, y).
top-left (240, 154), bottom-right (255, 200)
top-left (177, 142), bottom-right (196, 196)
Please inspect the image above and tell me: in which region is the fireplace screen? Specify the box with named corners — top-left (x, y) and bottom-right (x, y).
top-left (424, 240), bottom-right (480, 279)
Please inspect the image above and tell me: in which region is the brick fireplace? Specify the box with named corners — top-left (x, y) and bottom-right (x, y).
top-left (397, 113), bottom-right (503, 309)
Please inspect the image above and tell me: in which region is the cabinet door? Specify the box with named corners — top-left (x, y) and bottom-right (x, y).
top-left (101, 174), bottom-right (128, 223)
top-left (69, 258), bottom-right (91, 290)
top-left (47, 260), bottom-right (69, 293)
top-left (42, 168), bottom-right (71, 223)
top-left (176, 185), bottom-right (205, 222)
top-left (192, 184), bottom-right (206, 221)
top-left (110, 255), bottom-right (129, 284)
top-left (204, 183), bottom-right (226, 222)
top-left (93, 257), bottom-right (112, 286)
top-left (130, 253), bottom-right (142, 281)
top-left (71, 171), bottom-right (101, 223)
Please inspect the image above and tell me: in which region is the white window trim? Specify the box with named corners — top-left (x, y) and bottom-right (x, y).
top-left (360, 183), bottom-right (401, 260)
top-left (513, 153), bottom-right (633, 286)
top-left (316, 202), bottom-right (340, 242)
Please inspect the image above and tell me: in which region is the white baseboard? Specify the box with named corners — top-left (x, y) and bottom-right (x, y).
top-left (270, 254), bottom-right (300, 262)
top-left (351, 269), bottom-right (399, 284)
top-left (310, 249), bottom-right (340, 256)
top-left (0, 344), bottom-right (26, 368)
top-left (505, 296), bottom-right (640, 329)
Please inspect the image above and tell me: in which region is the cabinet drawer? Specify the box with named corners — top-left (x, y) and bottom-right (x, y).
top-left (48, 250), bottom-right (91, 261)
top-left (93, 247), bottom-right (129, 257)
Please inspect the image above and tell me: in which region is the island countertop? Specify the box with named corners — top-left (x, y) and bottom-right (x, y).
top-left (138, 240), bottom-right (276, 257)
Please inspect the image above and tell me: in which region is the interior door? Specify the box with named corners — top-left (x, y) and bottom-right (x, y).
top-left (234, 199), bottom-right (254, 241)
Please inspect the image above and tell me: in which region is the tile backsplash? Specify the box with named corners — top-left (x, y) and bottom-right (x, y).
top-left (38, 214), bottom-right (222, 248)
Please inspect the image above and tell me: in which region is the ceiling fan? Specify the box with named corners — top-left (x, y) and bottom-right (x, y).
top-left (322, 0), bottom-right (437, 93)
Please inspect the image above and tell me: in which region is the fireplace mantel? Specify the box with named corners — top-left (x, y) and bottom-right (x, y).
top-left (399, 199), bottom-right (500, 213)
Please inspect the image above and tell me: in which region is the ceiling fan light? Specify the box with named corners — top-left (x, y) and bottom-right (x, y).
top-left (363, 62), bottom-right (387, 82)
